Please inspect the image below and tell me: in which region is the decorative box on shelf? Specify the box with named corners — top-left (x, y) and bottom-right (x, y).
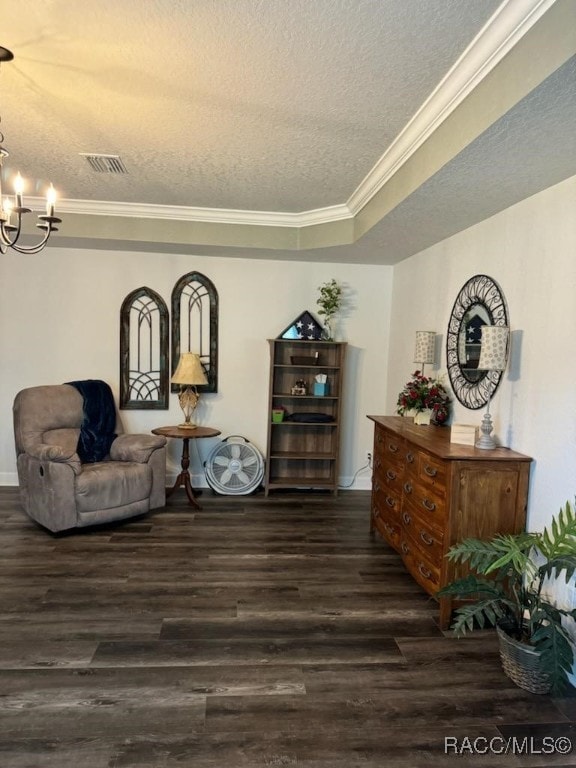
top-left (272, 408), bottom-right (285, 423)
top-left (450, 423), bottom-right (479, 446)
top-left (291, 379), bottom-right (307, 395)
top-left (290, 355), bottom-right (319, 365)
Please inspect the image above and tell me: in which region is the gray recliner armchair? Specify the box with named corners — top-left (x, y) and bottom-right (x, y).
top-left (13, 382), bottom-right (167, 533)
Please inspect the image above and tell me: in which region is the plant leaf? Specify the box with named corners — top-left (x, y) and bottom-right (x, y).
top-left (484, 533), bottom-right (538, 576)
top-left (538, 554), bottom-right (576, 584)
top-left (539, 499), bottom-right (576, 560)
top-left (448, 597), bottom-right (511, 636)
top-left (437, 575), bottom-right (505, 600)
top-left (531, 620), bottom-right (574, 695)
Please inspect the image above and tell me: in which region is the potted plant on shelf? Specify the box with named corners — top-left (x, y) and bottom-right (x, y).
top-left (438, 500), bottom-right (576, 694)
top-left (396, 370), bottom-right (451, 425)
top-left (316, 279), bottom-right (342, 341)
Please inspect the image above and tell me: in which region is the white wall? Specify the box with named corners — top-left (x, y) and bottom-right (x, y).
top-left (387, 174), bottom-right (576, 687)
top-left (0, 250), bottom-right (392, 488)
top-left (387, 173), bottom-right (576, 534)
top-left (3, 176), bottom-right (572, 514)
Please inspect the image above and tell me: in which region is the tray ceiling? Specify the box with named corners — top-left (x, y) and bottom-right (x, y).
top-left (2, 0), bottom-right (575, 263)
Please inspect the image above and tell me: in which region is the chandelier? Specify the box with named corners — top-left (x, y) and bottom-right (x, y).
top-left (0, 46), bottom-right (61, 254)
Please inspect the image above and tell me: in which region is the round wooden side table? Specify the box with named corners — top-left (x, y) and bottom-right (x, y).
top-left (151, 425), bottom-right (221, 509)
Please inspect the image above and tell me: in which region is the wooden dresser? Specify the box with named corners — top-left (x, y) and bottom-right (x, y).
top-left (367, 416), bottom-right (532, 629)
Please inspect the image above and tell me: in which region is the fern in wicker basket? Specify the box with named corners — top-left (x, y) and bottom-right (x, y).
top-left (438, 500), bottom-right (576, 694)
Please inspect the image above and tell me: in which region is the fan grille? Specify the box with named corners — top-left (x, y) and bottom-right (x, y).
top-left (205, 438), bottom-right (264, 495)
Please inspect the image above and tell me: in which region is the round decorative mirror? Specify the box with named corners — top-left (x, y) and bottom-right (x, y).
top-left (446, 275), bottom-right (508, 409)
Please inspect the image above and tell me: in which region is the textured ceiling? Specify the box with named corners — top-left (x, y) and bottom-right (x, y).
top-left (1, 0), bottom-right (575, 264)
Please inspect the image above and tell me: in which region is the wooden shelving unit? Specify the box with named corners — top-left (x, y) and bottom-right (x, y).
top-left (264, 339), bottom-right (346, 495)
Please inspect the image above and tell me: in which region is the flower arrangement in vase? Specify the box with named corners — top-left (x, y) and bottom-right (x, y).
top-left (316, 279), bottom-right (342, 341)
top-left (396, 370), bottom-right (451, 425)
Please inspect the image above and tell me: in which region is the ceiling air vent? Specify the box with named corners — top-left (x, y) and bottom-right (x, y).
top-left (80, 153), bottom-right (128, 174)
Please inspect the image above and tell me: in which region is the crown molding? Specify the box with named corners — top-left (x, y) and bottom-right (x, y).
top-left (347, 0), bottom-right (559, 214)
top-left (50, 198), bottom-right (352, 228)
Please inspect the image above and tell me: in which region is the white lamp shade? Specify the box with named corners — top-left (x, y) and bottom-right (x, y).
top-left (414, 331), bottom-right (435, 364)
top-left (171, 352), bottom-right (208, 386)
top-left (477, 326), bottom-right (509, 371)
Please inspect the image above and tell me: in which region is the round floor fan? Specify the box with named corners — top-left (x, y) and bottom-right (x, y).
top-left (204, 435), bottom-right (265, 495)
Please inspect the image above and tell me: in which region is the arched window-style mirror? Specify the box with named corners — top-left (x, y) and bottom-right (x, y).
top-left (120, 286), bottom-right (169, 409)
top-left (171, 271), bottom-right (218, 393)
top-left (446, 274), bottom-right (508, 410)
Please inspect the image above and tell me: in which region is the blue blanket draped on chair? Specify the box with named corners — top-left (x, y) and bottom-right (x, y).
top-left (66, 379), bottom-right (117, 463)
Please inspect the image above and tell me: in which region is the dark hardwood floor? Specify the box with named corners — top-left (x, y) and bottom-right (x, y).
top-left (0, 486), bottom-right (574, 767)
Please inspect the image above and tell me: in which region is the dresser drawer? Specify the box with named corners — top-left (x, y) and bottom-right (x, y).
top-left (400, 536), bottom-right (441, 595)
top-left (371, 496), bottom-right (402, 552)
top-left (400, 507), bottom-right (444, 567)
top-left (372, 506), bottom-right (402, 552)
top-left (373, 455), bottom-right (404, 486)
top-left (372, 482), bottom-right (402, 519)
top-left (402, 479), bottom-right (447, 529)
top-left (373, 427), bottom-right (405, 470)
top-left (373, 460), bottom-right (403, 495)
top-left (405, 449), bottom-right (447, 494)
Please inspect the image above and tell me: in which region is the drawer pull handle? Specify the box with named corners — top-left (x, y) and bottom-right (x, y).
top-left (420, 530), bottom-right (434, 546)
top-left (388, 443), bottom-right (399, 454)
top-left (384, 523), bottom-right (394, 535)
top-left (375, 459), bottom-right (382, 470)
top-left (406, 451), bottom-right (415, 463)
top-left (401, 542), bottom-right (409, 555)
top-left (377, 433), bottom-right (383, 444)
top-left (386, 469), bottom-right (396, 481)
top-left (418, 563), bottom-right (432, 579)
top-left (374, 481), bottom-right (381, 493)
top-left (424, 465), bottom-right (437, 477)
top-left (422, 498), bottom-right (436, 512)
top-left (372, 508), bottom-right (380, 520)
top-left (403, 482), bottom-right (412, 494)
top-left (402, 512), bottom-right (411, 525)
top-left (385, 496), bottom-right (396, 508)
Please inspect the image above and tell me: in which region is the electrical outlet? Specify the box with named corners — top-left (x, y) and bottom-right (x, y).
top-left (366, 450), bottom-right (372, 467)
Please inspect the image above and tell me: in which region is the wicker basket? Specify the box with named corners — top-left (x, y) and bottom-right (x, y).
top-left (496, 624), bottom-right (551, 695)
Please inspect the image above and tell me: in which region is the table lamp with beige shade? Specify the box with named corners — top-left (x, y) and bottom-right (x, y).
top-left (475, 325), bottom-right (509, 449)
top-left (171, 352), bottom-right (208, 429)
top-left (414, 331), bottom-right (436, 375)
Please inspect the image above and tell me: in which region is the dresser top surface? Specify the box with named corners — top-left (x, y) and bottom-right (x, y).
top-left (367, 415), bottom-right (532, 463)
